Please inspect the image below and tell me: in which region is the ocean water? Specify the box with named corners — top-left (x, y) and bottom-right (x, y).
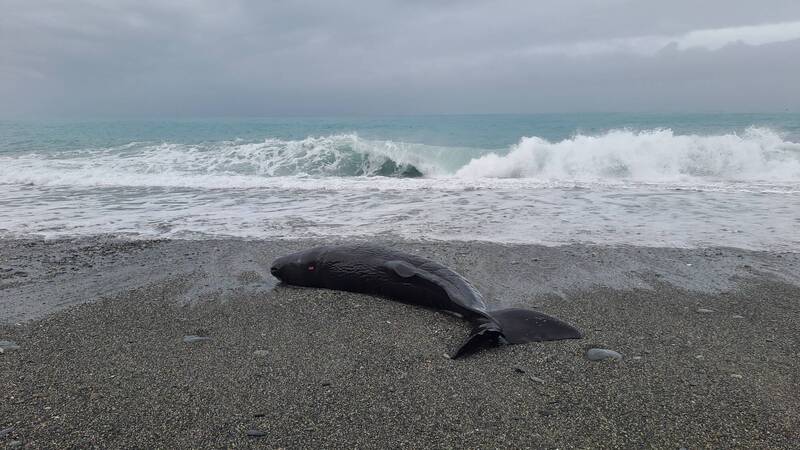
top-left (1, 114), bottom-right (799, 250)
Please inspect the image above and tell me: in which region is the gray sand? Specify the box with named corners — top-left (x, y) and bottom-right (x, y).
top-left (1, 238), bottom-right (799, 448)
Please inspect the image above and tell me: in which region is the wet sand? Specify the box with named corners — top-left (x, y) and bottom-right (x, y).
top-left (1, 238), bottom-right (799, 448)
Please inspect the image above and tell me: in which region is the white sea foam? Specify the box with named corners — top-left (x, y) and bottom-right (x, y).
top-left (456, 127), bottom-right (800, 181)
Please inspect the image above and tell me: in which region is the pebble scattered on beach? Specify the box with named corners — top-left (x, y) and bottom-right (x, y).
top-left (246, 430), bottom-right (267, 438)
top-left (697, 308), bottom-right (714, 313)
top-left (586, 348), bottom-right (623, 361)
top-left (0, 340), bottom-right (21, 352)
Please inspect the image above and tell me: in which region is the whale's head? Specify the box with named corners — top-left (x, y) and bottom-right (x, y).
top-left (270, 247), bottom-right (325, 287)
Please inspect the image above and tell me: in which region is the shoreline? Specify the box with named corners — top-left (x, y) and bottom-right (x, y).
top-left (2, 236), bottom-right (798, 325)
top-left (1, 237), bottom-right (799, 447)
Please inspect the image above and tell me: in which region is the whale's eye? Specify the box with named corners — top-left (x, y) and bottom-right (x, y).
top-left (308, 264), bottom-right (315, 271)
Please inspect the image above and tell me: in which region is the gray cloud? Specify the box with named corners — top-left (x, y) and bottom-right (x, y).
top-left (1, 0), bottom-right (799, 117)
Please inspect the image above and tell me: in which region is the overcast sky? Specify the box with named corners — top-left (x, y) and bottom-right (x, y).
top-left (2, 0), bottom-right (800, 117)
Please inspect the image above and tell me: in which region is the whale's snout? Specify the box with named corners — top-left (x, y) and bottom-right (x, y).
top-left (270, 261), bottom-right (284, 280)
top-left (270, 248), bottom-right (324, 287)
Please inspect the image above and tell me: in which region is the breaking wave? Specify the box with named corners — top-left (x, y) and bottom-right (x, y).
top-left (0, 134), bottom-right (456, 188)
top-left (1, 128), bottom-right (798, 189)
top-left (457, 127), bottom-right (800, 181)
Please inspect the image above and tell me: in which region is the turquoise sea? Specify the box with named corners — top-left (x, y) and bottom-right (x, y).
top-left (1, 114), bottom-right (799, 249)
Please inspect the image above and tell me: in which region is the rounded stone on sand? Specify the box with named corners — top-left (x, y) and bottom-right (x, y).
top-left (0, 340), bottom-right (21, 352)
top-left (182, 335), bottom-right (211, 344)
top-left (586, 348), bottom-right (623, 361)
top-left (246, 429), bottom-right (267, 437)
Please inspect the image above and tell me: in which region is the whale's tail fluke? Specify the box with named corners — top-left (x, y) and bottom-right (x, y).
top-left (450, 308), bottom-right (582, 359)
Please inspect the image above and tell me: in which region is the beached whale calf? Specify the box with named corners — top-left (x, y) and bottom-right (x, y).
top-left (270, 245), bottom-right (582, 358)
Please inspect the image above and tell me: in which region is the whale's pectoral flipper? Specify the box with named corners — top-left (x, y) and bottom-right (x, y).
top-left (384, 260), bottom-right (459, 296)
top-left (384, 260), bottom-right (417, 278)
top-left (451, 308), bottom-right (582, 359)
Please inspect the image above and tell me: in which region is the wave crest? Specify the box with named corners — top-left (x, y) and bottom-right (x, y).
top-left (456, 127), bottom-right (800, 181)
top-left (0, 134), bottom-right (444, 188)
top-left (218, 134), bottom-right (430, 177)
top-left (136, 134), bottom-right (430, 178)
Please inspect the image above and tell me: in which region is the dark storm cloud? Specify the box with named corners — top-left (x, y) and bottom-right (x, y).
top-left (1, 0), bottom-right (799, 116)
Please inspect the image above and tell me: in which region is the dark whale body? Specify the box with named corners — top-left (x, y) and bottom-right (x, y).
top-left (270, 245), bottom-right (581, 358)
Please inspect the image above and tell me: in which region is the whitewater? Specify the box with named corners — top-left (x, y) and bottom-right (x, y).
top-left (1, 116), bottom-right (798, 249)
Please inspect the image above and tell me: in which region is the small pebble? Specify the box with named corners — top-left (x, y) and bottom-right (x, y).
top-left (529, 376), bottom-right (545, 384)
top-left (253, 350), bottom-right (269, 357)
top-left (586, 348), bottom-right (623, 361)
top-left (182, 335), bottom-right (210, 344)
top-left (513, 367), bottom-right (526, 374)
top-left (0, 340), bottom-right (21, 352)
top-left (730, 374), bottom-right (743, 379)
top-left (697, 308), bottom-right (714, 314)
top-left (246, 430), bottom-right (267, 437)
top-left (732, 314), bottom-right (744, 319)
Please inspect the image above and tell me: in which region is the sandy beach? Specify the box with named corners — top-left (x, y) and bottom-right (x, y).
top-left (1, 237), bottom-right (799, 448)
top-left (4, 0), bottom-right (800, 447)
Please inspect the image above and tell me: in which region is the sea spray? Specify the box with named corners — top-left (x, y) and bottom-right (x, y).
top-left (456, 127), bottom-right (800, 181)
